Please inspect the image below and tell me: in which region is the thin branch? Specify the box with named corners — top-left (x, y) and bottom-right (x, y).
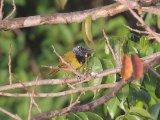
top-left (31, 51), bottom-right (160, 120)
top-left (0, 107), bottom-right (22, 120)
top-left (31, 80), bottom-right (127, 120)
top-left (0, 0), bottom-right (4, 19)
top-left (52, 45), bottom-right (83, 77)
top-left (5, 0), bottom-right (16, 19)
top-left (124, 25), bottom-right (149, 34)
top-left (0, 52), bottom-right (159, 92)
top-left (1, 1), bottom-right (160, 30)
top-left (102, 29), bottom-right (119, 65)
top-left (118, 0), bottom-right (160, 42)
top-left (28, 76), bottom-right (39, 120)
top-left (149, 66), bottom-right (160, 78)
top-left (8, 44), bottom-right (12, 84)
top-left (0, 83), bottom-right (116, 97)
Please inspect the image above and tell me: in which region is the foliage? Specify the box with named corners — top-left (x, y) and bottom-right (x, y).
top-left (0, 0), bottom-right (160, 120)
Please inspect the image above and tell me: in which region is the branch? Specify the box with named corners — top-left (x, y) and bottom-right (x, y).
top-left (0, 83), bottom-right (116, 97)
top-left (31, 80), bottom-right (127, 120)
top-left (0, 1), bottom-right (160, 30)
top-left (0, 52), bottom-right (159, 92)
top-left (31, 52), bottom-right (160, 120)
top-left (0, 107), bottom-right (22, 120)
top-left (118, 0), bottom-right (160, 42)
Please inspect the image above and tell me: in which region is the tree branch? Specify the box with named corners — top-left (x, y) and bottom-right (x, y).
top-left (31, 52), bottom-right (160, 120)
top-left (0, 83), bottom-right (116, 97)
top-left (0, 52), bottom-right (159, 92)
top-left (0, 1), bottom-right (160, 30)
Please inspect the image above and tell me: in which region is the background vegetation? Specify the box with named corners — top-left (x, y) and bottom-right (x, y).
top-left (0, 0), bottom-right (160, 120)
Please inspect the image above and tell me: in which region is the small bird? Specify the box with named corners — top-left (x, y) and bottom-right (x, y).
top-left (48, 46), bottom-right (92, 76)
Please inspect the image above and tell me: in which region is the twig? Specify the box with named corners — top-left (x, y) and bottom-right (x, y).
top-left (119, 38), bottom-right (126, 66)
top-left (5, 0), bottom-right (16, 19)
top-left (0, 107), bottom-right (22, 120)
top-left (124, 25), bottom-right (149, 34)
top-left (31, 80), bottom-right (127, 120)
top-left (8, 44), bottom-right (12, 84)
top-left (28, 76), bottom-right (41, 120)
top-left (0, 0), bottom-right (4, 19)
top-left (31, 51), bottom-right (160, 120)
top-left (0, 83), bottom-right (116, 97)
top-left (149, 66), bottom-right (160, 78)
top-left (0, 1), bottom-right (154, 30)
top-left (0, 52), bottom-right (159, 92)
top-left (52, 45), bottom-right (83, 77)
top-left (118, 0), bottom-right (160, 42)
top-left (102, 29), bottom-right (119, 65)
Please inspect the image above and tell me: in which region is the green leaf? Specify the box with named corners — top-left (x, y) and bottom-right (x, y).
top-left (85, 16), bottom-right (93, 42)
top-left (86, 112), bottom-right (103, 120)
top-left (133, 89), bottom-right (151, 104)
top-left (77, 112), bottom-right (89, 120)
top-left (101, 59), bottom-right (116, 83)
top-left (149, 103), bottom-right (160, 120)
top-left (82, 16), bottom-right (95, 48)
top-left (117, 84), bottom-right (129, 101)
top-left (104, 97), bottom-right (120, 119)
top-left (115, 115), bottom-right (125, 120)
top-left (157, 16), bottom-right (160, 29)
top-left (155, 82), bottom-right (160, 98)
top-left (56, 0), bottom-right (68, 10)
top-left (88, 57), bottom-right (103, 86)
top-left (125, 114), bottom-right (142, 120)
top-left (104, 43), bottom-right (109, 55)
top-left (129, 107), bottom-right (154, 120)
top-left (53, 115), bottom-right (66, 120)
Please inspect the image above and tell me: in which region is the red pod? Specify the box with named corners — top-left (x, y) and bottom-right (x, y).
top-left (131, 54), bottom-right (144, 80)
top-left (121, 55), bottom-right (133, 81)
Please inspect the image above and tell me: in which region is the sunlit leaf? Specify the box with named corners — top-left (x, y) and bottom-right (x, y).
top-left (149, 102), bottom-right (160, 120)
top-left (105, 97), bottom-right (120, 119)
top-left (129, 107), bottom-right (154, 120)
top-left (86, 112), bottom-right (103, 120)
top-left (101, 59), bottom-right (116, 83)
top-left (77, 112), bottom-right (89, 120)
top-left (56, 0), bottom-right (68, 10)
top-left (88, 57), bottom-right (103, 86)
top-left (82, 16), bottom-right (95, 48)
top-left (104, 42), bottom-right (109, 55)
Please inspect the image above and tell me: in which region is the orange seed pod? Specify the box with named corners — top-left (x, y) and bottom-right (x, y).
top-left (121, 55), bottom-right (133, 81)
top-left (131, 54), bottom-right (144, 80)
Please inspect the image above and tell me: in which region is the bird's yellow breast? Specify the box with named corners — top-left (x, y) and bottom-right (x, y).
top-left (59, 51), bottom-right (83, 69)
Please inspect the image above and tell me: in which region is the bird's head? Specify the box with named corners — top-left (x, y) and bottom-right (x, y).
top-left (73, 46), bottom-right (92, 64)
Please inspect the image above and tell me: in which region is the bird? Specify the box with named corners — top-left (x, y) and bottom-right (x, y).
top-left (48, 46), bottom-right (92, 76)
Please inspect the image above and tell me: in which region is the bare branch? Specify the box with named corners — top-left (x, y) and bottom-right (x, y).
top-left (0, 52), bottom-right (159, 92)
top-left (5, 0), bottom-right (16, 19)
top-left (0, 0), bottom-right (4, 19)
top-left (31, 80), bottom-right (127, 120)
top-left (0, 1), bottom-right (159, 30)
top-left (124, 25), bottom-right (149, 34)
top-left (0, 83), bottom-right (116, 97)
top-left (118, 0), bottom-right (160, 42)
top-left (0, 107), bottom-right (22, 120)
top-left (148, 66), bottom-right (160, 78)
top-left (102, 29), bottom-right (119, 66)
top-left (8, 44), bottom-right (12, 84)
top-left (31, 51), bottom-right (160, 120)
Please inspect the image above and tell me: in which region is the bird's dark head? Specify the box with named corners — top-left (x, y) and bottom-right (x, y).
top-left (73, 46), bottom-right (92, 64)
